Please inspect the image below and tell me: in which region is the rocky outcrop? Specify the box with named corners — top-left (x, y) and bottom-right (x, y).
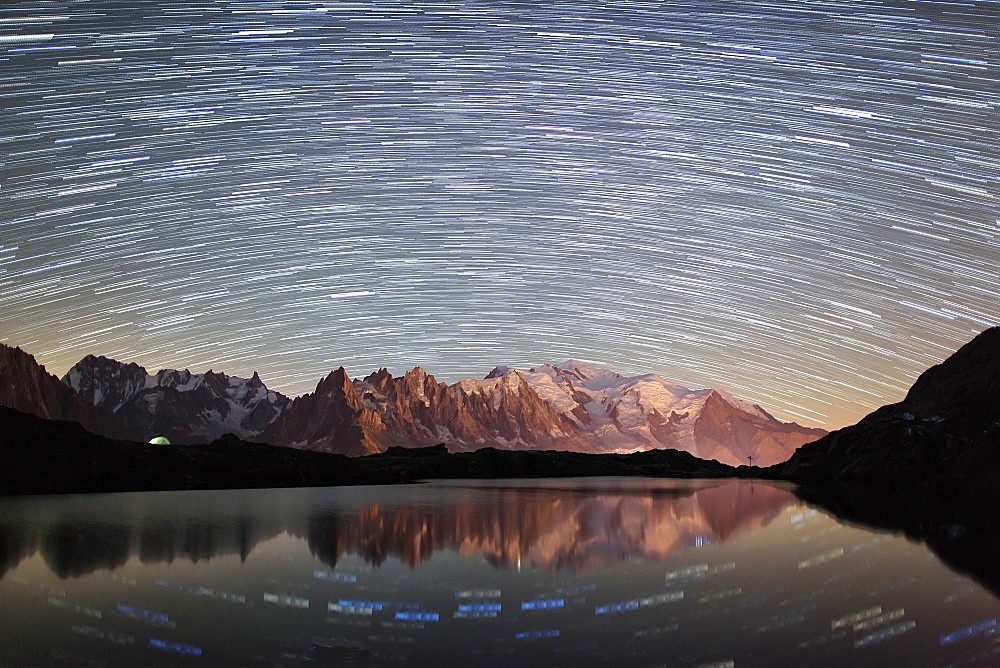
top-left (260, 368), bottom-right (392, 456)
top-left (771, 327), bottom-right (1000, 481)
top-left (0, 344), bottom-right (134, 440)
top-left (63, 355), bottom-right (291, 443)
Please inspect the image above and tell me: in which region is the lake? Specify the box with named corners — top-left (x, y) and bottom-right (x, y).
top-left (1, 478), bottom-right (998, 665)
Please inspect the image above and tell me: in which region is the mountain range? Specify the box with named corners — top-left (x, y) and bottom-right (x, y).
top-left (55, 352), bottom-right (824, 466)
top-left (0, 327), bottom-right (997, 496)
top-left (62, 354), bottom-right (291, 443)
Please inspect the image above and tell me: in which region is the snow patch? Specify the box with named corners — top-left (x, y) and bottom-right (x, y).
top-left (712, 388), bottom-right (770, 420)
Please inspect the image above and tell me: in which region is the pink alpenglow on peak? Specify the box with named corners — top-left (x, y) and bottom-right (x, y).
top-left (268, 360), bottom-right (827, 466)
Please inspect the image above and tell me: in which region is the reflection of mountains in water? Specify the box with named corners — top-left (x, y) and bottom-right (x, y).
top-left (0, 490), bottom-right (291, 580)
top-left (0, 481), bottom-right (795, 580)
top-left (308, 482), bottom-right (795, 572)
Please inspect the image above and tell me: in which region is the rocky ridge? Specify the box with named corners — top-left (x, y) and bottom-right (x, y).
top-left (0, 344), bottom-right (134, 440)
top-left (63, 354), bottom-right (292, 443)
top-left (261, 367), bottom-right (393, 457)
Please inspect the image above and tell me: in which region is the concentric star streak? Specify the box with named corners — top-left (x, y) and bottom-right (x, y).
top-left (1, 0), bottom-right (997, 428)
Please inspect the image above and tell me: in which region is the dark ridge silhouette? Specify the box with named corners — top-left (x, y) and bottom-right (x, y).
top-left (0, 404), bottom-right (360, 495)
top-left (762, 328), bottom-right (1000, 602)
top-left (769, 327), bottom-right (999, 484)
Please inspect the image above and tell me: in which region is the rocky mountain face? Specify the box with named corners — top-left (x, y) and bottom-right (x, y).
top-left (771, 327), bottom-right (1000, 481)
top-left (63, 355), bottom-right (291, 443)
top-left (0, 344), bottom-right (134, 440)
top-left (505, 361), bottom-right (825, 465)
top-left (359, 366), bottom-right (594, 452)
top-left (266, 360), bottom-right (825, 466)
top-left (261, 367), bottom-right (393, 457)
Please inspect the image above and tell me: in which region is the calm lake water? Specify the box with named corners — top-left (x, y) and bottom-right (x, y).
top-left (1, 478), bottom-right (998, 665)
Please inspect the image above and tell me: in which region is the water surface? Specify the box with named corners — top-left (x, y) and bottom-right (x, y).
top-left (1, 479), bottom-right (998, 665)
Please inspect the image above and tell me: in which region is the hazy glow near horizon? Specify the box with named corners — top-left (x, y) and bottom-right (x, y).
top-left (1, 0), bottom-right (997, 429)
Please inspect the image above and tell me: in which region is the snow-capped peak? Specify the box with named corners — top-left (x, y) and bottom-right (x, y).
top-left (555, 359), bottom-right (617, 377)
top-left (538, 360), bottom-right (622, 391)
top-left (711, 388), bottom-right (770, 420)
top-left (437, 359), bottom-right (823, 465)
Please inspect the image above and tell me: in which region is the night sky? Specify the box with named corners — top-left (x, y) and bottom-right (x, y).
top-left (1, 0), bottom-right (996, 429)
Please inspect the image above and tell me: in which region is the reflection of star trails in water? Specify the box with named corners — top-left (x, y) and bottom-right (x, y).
top-left (0, 0), bottom-right (996, 433)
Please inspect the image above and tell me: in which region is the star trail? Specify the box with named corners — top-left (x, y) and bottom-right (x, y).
top-left (1, 0), bottom-right (997, 428)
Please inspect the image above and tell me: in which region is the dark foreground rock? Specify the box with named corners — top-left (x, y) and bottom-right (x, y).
top-left (0, 405), bottom-right (737, 496)
top-left (769, 327), bottom-right (1000, 483)
top-left (364, 442), bottom-right (737, 483)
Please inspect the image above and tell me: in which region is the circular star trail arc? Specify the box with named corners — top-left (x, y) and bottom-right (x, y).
top-left (1, 0), bottom-right (997, 429)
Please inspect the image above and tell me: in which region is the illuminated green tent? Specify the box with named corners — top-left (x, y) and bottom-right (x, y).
top-left (148, 436), bottom-right (170, 445)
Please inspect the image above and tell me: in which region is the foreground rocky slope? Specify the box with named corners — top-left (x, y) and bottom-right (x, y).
top-left (0, 344), bottom-right (134, 440)
top-left (63, 354), bottom-right (291, 443)
top-left (771, 327), bottom-right (1000, 483)
top-left (0, 404), bottom-right (354, 495)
